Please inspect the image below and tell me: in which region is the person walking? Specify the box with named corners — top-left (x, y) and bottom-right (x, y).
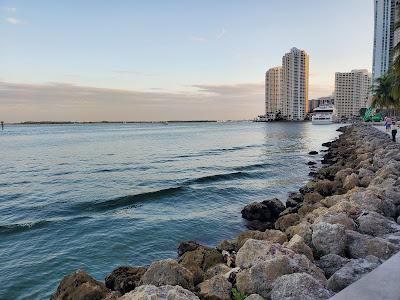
top-left (392, 120), bottom-right (398, 142)
top-left (385, 116), bottom-right (392, 133)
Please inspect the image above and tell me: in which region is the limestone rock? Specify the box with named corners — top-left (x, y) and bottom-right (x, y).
top-left (314, 212), bottom-right (356, 231)
top-left (286, 222), bottom-right (313, 246)
top-left (345, 230), bottom-right (399, 260)
top-left (270, 273), bottom-right (333, 300)
top-left (105, 266), bottom-right (147, 295)
top-left (357, 211), bottom-right (400, 237)
top-left (236, 230), bottom-right (287, 249)
top-left (303, 192), bottom-right (324, 205)
top-left (313, 180), bottom-right (338, 197)
top-left (241, 198), bottom-right (284, 222)
top-left (312, 222), bottom-right (346, 256)
top-left (285, 234), bottom-right (314, 261)
top-left (275, 213), bottom-right (300, 232)
top-left (198, 275), bottom-right (232, 300)
top-left (178, 240), bottom-right (201, 256)
top-left (315, 254), bottom-right (350, 278)
top-left (205, 264), bottom-right (231, 279)
top-left (119, 284), bottom-right (199, 300)
top-left (343, 173), bottom-right (359, 190)
top-left (217, 240), bottom-right (237, 252)
top-left (140, 259), bottom-right (194, 290)
top-left (245, 294), bottom-right (264, 300)
top-left (327, 256), bottom-right (381, 292)
top-left (51, 269), bottom-right (116, 300)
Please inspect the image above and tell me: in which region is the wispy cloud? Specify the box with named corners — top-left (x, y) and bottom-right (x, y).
top-left (216, 28), bottom-right (227, 40)
top-left (5, 17), bottom-right (21, 25)
top-left (189, 36), bottom-right (207, 43)
top-left (114, 70), bottom-right (159, 77)
top-left (4, 7), bottom-right (17, 12)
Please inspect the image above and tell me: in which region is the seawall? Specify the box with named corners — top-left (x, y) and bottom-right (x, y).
top-left (50, 124), bottom-right (400, 300)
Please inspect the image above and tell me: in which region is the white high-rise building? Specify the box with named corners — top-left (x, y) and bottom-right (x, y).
top-left (281, 48), bottom-right (309, 120)
top-left (334, 70), bottom-right (372, 118)
top-left (265, 66), bottom-right (282, 115)
top-left (372, 0), bottom-right (399, 82)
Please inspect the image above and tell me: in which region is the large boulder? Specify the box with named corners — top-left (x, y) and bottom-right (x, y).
top-left (315, 254), bottom-right (350, 278)
top-left (348, 189), bottom-right (396, 217)
top-left (270, 273), bottom-right (333, 300)
top-left (343, 173), bottom-right (360, 190)
top-left (119, 284), bottom-right (199, 300)
top-left (236, 256), bottom-right (292, 298)
top-left (285, 222), bottom-right (313, 246)
top-left (241, 199), bottom-right (285, 222)
top-left (205, 264), bottom-right (231, 279)
top-left (178, 241), bottom-right (201, 256)
top-left (303, 192), bottom-right (324, 205)
top-left (51, 270), bottom-right (117, 300)
top-left (357, 211), bottom-right (400, 237)
top-left (312, 222), bottom-right (346, 256)
top-left (327, 256), bottom-right (381, 292)
top-left (105, 266), bottom-right (147, 295)
top-left (140, 259), bottom-right (194, 290)
top-left (197, 275), bottom-right (232, 300)
top-left (275, 214), bottom-right (300, 231)
top-left (285, 234), bottom-right (314, 261)
top-left (345, 230), bottom-right (399, 260)
top-left (236, 230), bottom-right (287, 249)
top-left (314, 212), bottom-right (356, 231)
top-left (313, 180), bottom-right (338, 197)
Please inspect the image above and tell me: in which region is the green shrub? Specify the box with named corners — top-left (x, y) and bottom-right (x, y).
top-left (231, 287), bottom-right (247, 300)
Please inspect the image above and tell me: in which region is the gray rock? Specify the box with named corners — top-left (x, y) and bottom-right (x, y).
top-left (245, 295), bottom-right (264, 300)
top-left (285, 234), bottom-right (314, 261)
top-left (327, 256), bottom-right (381, 292)
top-left (105, 266), bottom-right (147, 295)
top-left (236, 256), bottom-right (292, 298)
top-left (270, 273), bottom-right (333, 300)
top-left (343, 173), bottom-right (359, 190)
top-left (241, 198), bottom-right (285, 222)
top-left (205, 264), bottom-right (231, 279)
top-left (51, 269), bottom-right (117, 300)
top-left (140, 259), bottom-right (194, 290)
top-left (285, 222), bottom-right (313, 246)
top-left (236, 230), bottom-right (287, 249)
top-left (357, 211), bottom-right (400, 236)
top-left (197, 275), bottom-right (232, 300)
top-left (275, 213), bottom-right (301, 231)
top-left (314, 212), bottom-right (357, 231)
top-left (312, 222), bottom-right (346, 256)
top-left (119, 284), bottom-right (199, 300)
top-left (345, 230), bottom-right (399, 260)
top-left (315, 254), bottom-right (350, 278)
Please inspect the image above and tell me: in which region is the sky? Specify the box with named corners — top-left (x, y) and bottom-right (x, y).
top-left (0, 0), bottom-right (374, 122)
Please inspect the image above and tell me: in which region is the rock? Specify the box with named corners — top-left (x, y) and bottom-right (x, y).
top-left (105, 266), bottom-right (147, 295)
top-left (398, 216), bottom-right (400, 224)
top-left (241, 198), bottom-right (284, 222)
top-left (197, 275), bottom-right (232, 300)
top-left (179, 246), bottom-right (224, 285)
top-left (119, 285), bottom-right (199, 300)
top-left (357, 211), bottom-right (400, 236)
top-left (309, 151), bottom-right (319, 155)
top-left (236, 230), bottom-right (287, 249)
top-left (327, 256), bottom-right (381, 292)
top-left (51, 269), bottom-right (116, 300)
top-left (313, 180), bottom-right (338, 197)
top-left (320, 195), bottom-right (345, 208)
top-left (345, 230), bottom-right (399, 260)
top-left (334, 168), bottom-right (354, 184)
top-left (236, 239), bottom-right (325, 283)
top-left (286, 222), bottom-right (313, 246)
top-left (245, 295), bottom-right (264, 300)
top-left (222, 250), bottom-right (236, 268)
top-left (245, 220), bottom-right (274, 231)
top-left (178, 241), bottom-right (201, 256)
top-left (270, 273), bottom-right (333, 300)
top-left (236, 256), bottom-right (292, 298)
top-left (217, 240), bottom-right (237, 252)
top-left (303, 192), bottom-right (324, 205)
top-left (307, 161), bottom-right (317, 165)
top-left (205, 264), bottom-right (231, 279)
top-left (343, 173), bottom-right (359, 190)
top-left (348, 189), bottom-right (395, 217)
top-left (312, 222), bottom-right (346, 256)
top-left (315, 254), bottom-right (350, 278)
top-left (275, 214), bottom-right (300, 231)
top-left (314, 212), bottom-right (357, 231)
top-left (140, 259), bottom-right (194, 290)
top-left (285, 234), bottom-right (314, 261)
top-left (327, 200), bottom-right (361, 218)
top-left (322, 141), bottom-right (332, 147)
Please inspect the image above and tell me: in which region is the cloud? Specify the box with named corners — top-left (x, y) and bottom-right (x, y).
top-left (0, 81), bottom-right (264, 122)
top-left (216, 28), bottom-right (227, 40)
top-left (5, 17), bottom-right (21, 25)
top-left (4, 7), bottom-right (17, 12)
top-left (189, 36), bottom-right (207, 42)
top-left (114, 70), bottom-right (159, 77)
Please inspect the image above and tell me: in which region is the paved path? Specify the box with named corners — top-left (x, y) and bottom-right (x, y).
top-left (329, 252), bottom-right (400, 300)
top-left (374, 125), bottom-right (398, 142)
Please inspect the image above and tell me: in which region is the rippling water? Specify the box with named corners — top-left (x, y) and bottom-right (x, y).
top-left (0, 121), bottom-right (341, 299)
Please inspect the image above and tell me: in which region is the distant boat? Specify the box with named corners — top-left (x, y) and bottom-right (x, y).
top-left (312, 105), bottom-right (336, 125)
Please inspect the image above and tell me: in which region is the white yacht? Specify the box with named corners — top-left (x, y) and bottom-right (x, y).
top-left (312, 105), bottom-right (336, 125)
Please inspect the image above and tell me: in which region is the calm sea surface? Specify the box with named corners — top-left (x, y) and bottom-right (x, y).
top-left (0, 122), bottom-right (341, 299)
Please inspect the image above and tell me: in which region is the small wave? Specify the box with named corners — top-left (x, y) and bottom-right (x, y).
top-left (77, 186), bottom-right (185, 212)
top-left (189, 171), bottom-right (248, 184)
top-left (233, 162), bottom-right (271, 171)
top-left (0, 220), bottom-right (51, 235)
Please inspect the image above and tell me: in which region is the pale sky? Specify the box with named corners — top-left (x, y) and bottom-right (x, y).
top-left (0, 0), bottom-right (374, 122)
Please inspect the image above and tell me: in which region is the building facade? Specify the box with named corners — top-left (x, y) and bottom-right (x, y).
top-left (281, 48), bottom-right (309, 120)
top-left (334, 70), bottom-right (372, 118)
top-left (265, 66), bottom-right (282, 116)
top-left (308, 96), bottom-right (334, 113)
top-left (372, 0), bottom-right (399, 82)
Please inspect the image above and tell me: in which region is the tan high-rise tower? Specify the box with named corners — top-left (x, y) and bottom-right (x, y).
top-left (281, 48), bottom-right (309, 120)
top-left (265, 66), bottom-right (282, 115)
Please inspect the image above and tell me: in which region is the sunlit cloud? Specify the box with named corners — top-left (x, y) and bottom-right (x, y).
top-left (5, 17), bottom-right (21, 25)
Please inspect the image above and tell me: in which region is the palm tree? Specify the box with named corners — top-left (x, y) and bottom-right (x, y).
top-left (372, 73), bottom-right (396, 108)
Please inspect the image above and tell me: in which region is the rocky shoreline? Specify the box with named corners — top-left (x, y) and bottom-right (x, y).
top-left (51, 124), bottom-right (400, 300)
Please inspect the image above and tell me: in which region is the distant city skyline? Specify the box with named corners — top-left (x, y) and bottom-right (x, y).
top-left (0, 1), bottom-right (373, 122)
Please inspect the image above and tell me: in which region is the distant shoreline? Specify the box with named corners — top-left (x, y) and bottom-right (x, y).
top-left (5, 120), bottom-right (245, 125)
